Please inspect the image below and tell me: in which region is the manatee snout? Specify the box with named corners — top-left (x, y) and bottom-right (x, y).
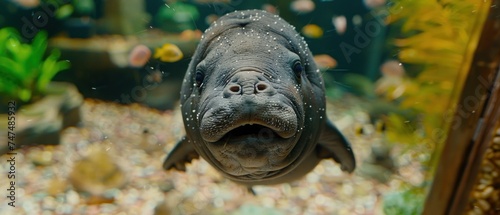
top-left (223, 70), bottom-right (276, 97)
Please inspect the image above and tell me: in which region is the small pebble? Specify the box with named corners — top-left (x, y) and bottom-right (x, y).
top-left (28, 148), bottom-right (55, 166)
top-left (158, 180), bottom-right (175, 192)
top-left (481, 187), bottom-right (494, 199)
top-left (493, 137), bottom-right (500, 144)
top-left (66, 190), bottom-right (80, 205)
top-left (476, 199), bottom-right (491, 211)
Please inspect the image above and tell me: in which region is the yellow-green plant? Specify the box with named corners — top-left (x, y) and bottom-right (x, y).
top-left (381, 0), bottom-right (489, 213)
top-left (0, 28), bottom-right (70, 102)
top-left (385, 0), bottom-right (488, 158)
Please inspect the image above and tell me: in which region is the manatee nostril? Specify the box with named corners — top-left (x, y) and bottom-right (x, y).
top-left (229, 85), bottom-right (241, 93)
top-left (255, 82), bottom-right (269, 93)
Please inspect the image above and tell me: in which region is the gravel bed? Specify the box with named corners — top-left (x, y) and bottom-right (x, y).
top-left (0, 98), bottom-right (425, 215)
top-left (467, 126), bottom-right (500, 215)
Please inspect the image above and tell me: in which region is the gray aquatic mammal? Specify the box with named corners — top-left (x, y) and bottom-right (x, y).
top-left (163, 9), bottom-right (355, 186)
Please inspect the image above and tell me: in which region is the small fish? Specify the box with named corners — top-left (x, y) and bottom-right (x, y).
top-left (313, 54), bottom-right (337, 70)
top-left (375, 60), bottom-right (407, 99)
top-left (290, 0), bottom-right (315, 13)
top-left (352, 15), bottom-right (363, 27)
top-left (146, 69), bottom-right (164, 84)
top-left (380, 60), bottom-right (405, 77)
top-left (10, 0), bottom-right (40, 8)
top-left (205, 14), bottom-right (219, 25)
top-left (354, 124), bottom-right (365, 136)
top-left (301, 24), bottom-right (323, 38)
top-left (333, 16), bottom-right (347, 35)
top-left (154, 43), bottom-right (183, 63)
top-left (363, 0), bottom-right (387, 9)
top-left (179, 29), bottom-right (202, 41)
top-left (375, 120), bottom-right (386, 132)
top-left (128, 45), bottom-right (151, 68)
top-left (262, 4), bottom-right (278, 14)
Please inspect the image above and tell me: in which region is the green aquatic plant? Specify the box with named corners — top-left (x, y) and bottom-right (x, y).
top-left (0, 28), bottom-right (70, 102)
top-left (154, 1), bottom-right (200, 33)
top-left (383, 187), bottom-right (425, 215)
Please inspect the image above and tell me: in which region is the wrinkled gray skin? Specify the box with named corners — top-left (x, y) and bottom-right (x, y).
top-left (163, 10), bottom-right (355, 186)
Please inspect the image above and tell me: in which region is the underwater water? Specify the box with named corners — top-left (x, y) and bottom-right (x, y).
top-left (0, 0), bottom-right (491, 214)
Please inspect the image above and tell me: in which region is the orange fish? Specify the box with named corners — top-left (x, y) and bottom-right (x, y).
top-left (301, 24), bottom-right (323, 38)
top-left (313, 54), bottom-right (337, 70)
top-left (128, 45), bottom-right (151, 68)
top-left (290, 0), bottom-right (315, 13)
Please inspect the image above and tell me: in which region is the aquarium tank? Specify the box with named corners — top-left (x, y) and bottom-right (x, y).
top-left (0, 0), bottom-right (495, 214)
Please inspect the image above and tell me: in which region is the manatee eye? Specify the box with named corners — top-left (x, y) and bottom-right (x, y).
top-left (195, 71), bottom-right (205, 87)
top-left (293, 61), bottom-right (303, 77)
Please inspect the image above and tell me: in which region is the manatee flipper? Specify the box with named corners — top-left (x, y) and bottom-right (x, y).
top-left (317, 119), bottom-right (356, 173)
top-left (162, 137), bottom-right (199, 171)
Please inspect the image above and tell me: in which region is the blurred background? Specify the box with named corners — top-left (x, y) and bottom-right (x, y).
top-left (0, 0), bottom-right (490, 214)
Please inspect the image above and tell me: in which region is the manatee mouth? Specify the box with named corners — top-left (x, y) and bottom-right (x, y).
top-left (220, 124), bottom-right (280, 143)
top-left (199, 101), bottom-right (298, 143)
top-left (210, 120), bottom-right (294, 143)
